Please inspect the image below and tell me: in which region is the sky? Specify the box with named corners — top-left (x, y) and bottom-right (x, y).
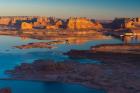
top-left (0, 0), bottom-right (140, 19)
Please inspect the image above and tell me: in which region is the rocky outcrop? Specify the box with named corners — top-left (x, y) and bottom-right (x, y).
top-left (6, 59), bottom-right (140, 93)
top-left (0, 18), bottom-right (11, 25)
top-left (91, 44), bottom-right (140, 53)
top-left (0, 88), bottom-right (11, 93)
top-left (21, 22), bottom-right (33, 30)
top-left (67, 18), bottom-right (102, 30)
top-left (55, 20), bottom-right (63, 28)
top-left (0, 16), bottom-right (104, 31)
top-left (15, 40), bottom-right (66, 49)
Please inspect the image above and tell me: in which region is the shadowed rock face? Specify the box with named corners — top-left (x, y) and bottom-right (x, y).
top-left (6, 59), bottom-right (140, 93)
top-left (0, 88), bottom-right (11, 93)
top-left (65, 44), bottom-right (140, 65)
top-left (111, 17), bottom-right (140, 29)
top-left (91, 44), bottom-right (140, 54)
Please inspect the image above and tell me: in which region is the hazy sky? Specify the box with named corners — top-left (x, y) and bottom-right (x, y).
top-left (0, 0), bottom-right (140, 19)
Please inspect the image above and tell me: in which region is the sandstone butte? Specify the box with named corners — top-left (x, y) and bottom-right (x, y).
top-left (0, 18), bottom-right (11, 25)
top-left (33, 17), bottom-right (49, 27)
top-left (0, 16), bottom-right (140, 31)
top-left (67, 18), bottom-right (103, 30)
top-left (21, 22), bottom-right (33, 30)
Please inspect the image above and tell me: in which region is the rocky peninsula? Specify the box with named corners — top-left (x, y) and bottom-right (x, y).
top-left (15, 40), bottom-right (66, 49)
top-left (91, 44), bottom-right (140, 54)
top-left (5, 59), bottom-right (140, 93)
top-left (66, 44), bottom-right (140, 64)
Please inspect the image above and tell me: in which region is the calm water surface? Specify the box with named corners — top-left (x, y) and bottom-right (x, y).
top-left (0, 80), bottom-right (105, 93)
top-left (0, 35), bottom-right (123, 78)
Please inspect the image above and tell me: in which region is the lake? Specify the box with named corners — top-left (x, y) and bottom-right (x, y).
top-left (0, 80), bottom-right (106, 93)
top-left (0, 35), bottom-right (123, 78)
top-left (0, 35), bottom-right (124, 93)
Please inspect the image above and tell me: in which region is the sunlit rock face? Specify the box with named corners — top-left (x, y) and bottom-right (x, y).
top-left (0, 17), bottom-right (11, 25)
top-left (33, 17), bottom-right (57, 29)
top-left (55, 20), bottom-right (63, 28)
top-left (0, 16), bottom-right (103, 30)
top-left (33, 17), bottom-right (48, 28)
top-left (21, 22), bottom-right (33, 30)
top-left (67, 18), bottom-right (76, 30)
top-left (46, 19), bottom-right (65, 30)
top-left (46, 25), bottom-right (58, 30)
top-left (125, 21), bottom-right (135, 28)
top-left (67, 17), bottom-right (102, 30)
top-left (137, 18), bottom-right (140, 23)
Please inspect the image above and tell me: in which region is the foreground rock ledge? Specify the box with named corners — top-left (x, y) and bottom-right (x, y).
top-left (6, 59), bottom-right (140, 93)
top-left (65, 44), bottom-right (140, 64)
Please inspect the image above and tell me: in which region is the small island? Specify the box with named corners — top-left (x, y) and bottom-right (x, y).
top-left (14, 40), bottom-right (66, 49)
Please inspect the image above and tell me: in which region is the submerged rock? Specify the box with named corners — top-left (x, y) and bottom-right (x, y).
top-left (0, 88), bottom-right (11, 93)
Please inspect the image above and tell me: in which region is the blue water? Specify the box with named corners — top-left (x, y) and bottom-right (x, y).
top-left (0, 35), bottom-right (123, 93)
top-left (0, 35), bottom-right (123, 78)
top-left (0, 80), bottom-right (105, 93)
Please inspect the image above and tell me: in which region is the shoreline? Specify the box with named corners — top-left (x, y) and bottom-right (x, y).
top-left (0, 31), bottom-right (140, 93)
top-left (5, 58), bottom-right (140, 93)
top-left (0, 78), bottom-right (104, 92)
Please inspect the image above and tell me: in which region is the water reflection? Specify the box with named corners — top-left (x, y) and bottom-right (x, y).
top-left (20, 35), bottom-right (30, 41)
top-left (122, 36), bottom-right (140, 44)
top-left (0, 35), bottom-right (121, 93)
top-left (0, 35), bottom-right (123, 78)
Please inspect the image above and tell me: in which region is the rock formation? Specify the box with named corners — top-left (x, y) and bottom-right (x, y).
top-left (46, 25), bottom-right (58, 30)
top-left (67, 17), bottom-right (102, 30)
top-left (6, 59), bottom-right (140, 93)
top-left (21, 22), bottom-right (33, 30)
top-left (0, 16), bottom-right (104, 31)
top-left (0, 17), bottom-right (11, 25)
top-left (55, 20), bottom-right (63, 28)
